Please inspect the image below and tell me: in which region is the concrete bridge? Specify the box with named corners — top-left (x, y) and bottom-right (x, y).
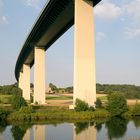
top-left (15, 0), bottom-right (101, 105)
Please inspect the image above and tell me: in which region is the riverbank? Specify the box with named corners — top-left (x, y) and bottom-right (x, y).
top-left (6, 107), bottom-right (110, 122)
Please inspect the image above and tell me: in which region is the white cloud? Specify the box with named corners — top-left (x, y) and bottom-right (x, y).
top-left (96, 31), bottom-right (106, 41)
top-left (123, 0), bottom-right (140, 39)
top-left (124, 28), bottom-right (140, 39)
top-left (124, 0), bottom-right (140, 21)
top-left (22, 0), bottom-right (40, 10)
top-left (124, 0), bottom-right (140, 24)
top-left (0, 16), bottom-right (8, 24)
top-left (94, 2), bottom-right (122, 20)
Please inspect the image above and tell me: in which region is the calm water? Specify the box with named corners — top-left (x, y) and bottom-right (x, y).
top-left (0, 117), bottom-right (140, 140)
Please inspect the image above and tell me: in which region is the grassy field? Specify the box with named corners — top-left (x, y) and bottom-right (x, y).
top-left (46, 95), bottom-right (73, 100)
top-left (0, 95), bottom-right (12, 104)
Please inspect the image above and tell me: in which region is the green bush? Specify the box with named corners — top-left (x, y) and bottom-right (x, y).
top-left (131, 104), bottom-right (140, 116)
top-left (93, 109), bottom-right (110, 118)
top-left (122, 111), bottom-right (132, 119)
top-left (0, 95), bottom-right (12, 104)
top-left (88, 106), bottom-right (95, 111)
top-left (19, 106), bottom-right (34, 114)
top-left (75, 99), bottom-right (89, 112)
top-left (11, 95), bottom-right (27, 110)
top-left (0, 109), bottom-right (10, 120)
top-left (95, 98), bottom-right (102, 108)
top-left (107, 92), bottom-right (128, 116)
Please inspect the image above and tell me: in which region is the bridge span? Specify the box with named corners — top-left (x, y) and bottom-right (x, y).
top-left (15, 0), bottom-right (101, 105)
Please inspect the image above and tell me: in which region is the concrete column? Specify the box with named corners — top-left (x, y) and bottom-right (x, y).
top-left (34, 47), bottom-right (46, 104)
top-left (33, 125), bottom-right (46, 140)
top-left (18, 72), bottom-right (23, 90)
top-left (74, 0), bottom-right (96, 106)
top-left (22, 64), bottom-right (30, 101)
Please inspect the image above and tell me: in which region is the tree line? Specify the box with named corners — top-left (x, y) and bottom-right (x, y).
top-left (0, 83), bottom-right (140, 99)
top-left (0, 83), bottom-right (21, 95)
top-left (97, 83), bottom-right (140, 99)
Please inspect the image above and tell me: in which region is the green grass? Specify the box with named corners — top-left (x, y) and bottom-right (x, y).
top-left (0, 95), bottom-right (12, 104)
top-left (98, 96), bottom-right (107, 101)
top-left (6, 106), bottom-right (110, 122)
top-left (46, 95), bottom-right (73, 100)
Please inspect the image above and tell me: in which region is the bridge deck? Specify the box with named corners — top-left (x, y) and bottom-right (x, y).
top-left (15, 0), bottom-right (101, 80)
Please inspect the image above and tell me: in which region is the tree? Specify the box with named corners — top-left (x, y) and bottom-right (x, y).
top-left (49, 83), bottom-right (57, 91)
top-left (75, 99), bottom-right (89, 112)
top-left (11, 95), bottom-right (27, 110)
top-left (95, 98), bottom-right (102, 108)
top-left (106, 117), bottom-right (128, 139)
top-left (107, 92), bottom-right (128, 116)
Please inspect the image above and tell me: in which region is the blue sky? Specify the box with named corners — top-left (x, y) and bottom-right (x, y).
top-left (0, 0), bottom-right (140, 87)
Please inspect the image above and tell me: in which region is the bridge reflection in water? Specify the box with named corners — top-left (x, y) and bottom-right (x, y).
top-left (22, 123), bottom-right (96, 140)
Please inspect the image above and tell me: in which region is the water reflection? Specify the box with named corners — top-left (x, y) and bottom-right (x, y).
top-left (74, 122), bottom-right (96, 140)
top-left (105, 117), bottom-right (128, 139)
top-left (11, 124), bottom-right (32, 140)
top-left (0, 117), bottom-right (140, 140)
top-left (0, 121), bottom-right (7, 134)
top-left (23, 129), bottom-right (30, 140)
top-left (33, 125), bottom-right (46, 140)
top-left (133, 117), bottom-right (140, 128)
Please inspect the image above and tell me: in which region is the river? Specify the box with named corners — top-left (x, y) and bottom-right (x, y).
top-left (0, 117), bottom-right (140, 140)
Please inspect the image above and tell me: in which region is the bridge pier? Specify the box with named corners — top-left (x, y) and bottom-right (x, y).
top-left (34, 47), bottom-right (46, 104)
top-left (74, 0), bottom-right (96, 106)
top-left (18, 71), bottom-right (23, 90)
top-left (22, 64), bottom-right (31, 101)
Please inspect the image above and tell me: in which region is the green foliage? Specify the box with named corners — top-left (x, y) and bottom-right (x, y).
top-left (122, 111), bottom-right (132, 119)
top-left (107, 92), bottom-right (128, 116)
top-left (11, 95), bottom-right (27, 110)
top-left (96, 84), bottom-right (140, 99)
top-left (0, 121), bottom-right (7, 133)
top-left (46, 95), bottom-right (73, 100)
top-left (88, 106), bottom-right (95, 111)
top-left (93, 109), bottom-right (110, 118)
top-left (65, 86), bottom-right (73, 93)
top-left (75, 122), bottom-right (89, 134)
top-left (34, 101), bottom-right (38, 105)
top-left (133, 117), bottom-right (140, 128)
top-left (106, 117), bottom-right (128, 139)
top-left (49, 83), bottom-right (57, 91)
top-left (95, 98), bottom-right (102, 108)
top-left (0, 95), bottom-right (12, 104)
top-left (75, 99), bottom-right (89, 112)
top-left (11, 124), bottom-right (31, 140)
top-left (0, 83), bottom-right (22, 95)
top-left (19, 106), bottom-right (34, 114)
top-left (30, 95), bottom-right (33, 103)
top-left (0, 110), bottom-right (9, 120)
top-left (131, 104), bottom-right (140, 116)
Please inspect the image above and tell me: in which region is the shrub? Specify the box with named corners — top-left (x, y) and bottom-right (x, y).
top-left (88, 106), bottom-right (95, 111)
top-left (122, 111), bottom-right (132, 119)
top-left (11, 95), bottom-right (27, 110)
top-left (19, 106), bottom-right (34, 114)
top-left (107, 92), bottom-right (128, 116)
top-left (75, 99), bottom-right (89, 112)
top-left (131, 104), bottom-right (140, 116)
top-left (95, 98), bottom-right (102, 108)
top-left (93, 109), bottom-right (110, 118)
top-left (0, 110), bottom-right (9, 120)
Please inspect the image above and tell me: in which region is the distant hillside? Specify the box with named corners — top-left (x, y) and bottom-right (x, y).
top-left (96, 83), bottom-right (140, 99)
top-left (1, 83), bottom-right (140, 99)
